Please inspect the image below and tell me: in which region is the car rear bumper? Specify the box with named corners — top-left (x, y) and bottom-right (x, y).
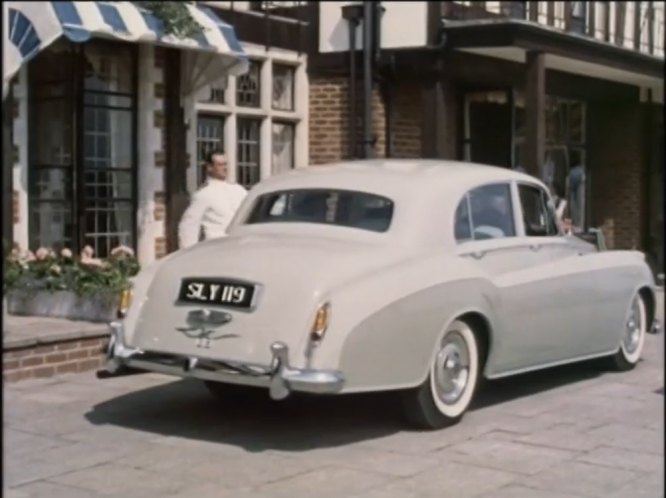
top-left (97, 322), bottom-right (345, 399)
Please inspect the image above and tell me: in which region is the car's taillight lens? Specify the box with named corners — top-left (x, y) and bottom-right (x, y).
top-left (310, 302), bottom-right (331, 342)
top-left (117, 289), bottom-right (132, 318)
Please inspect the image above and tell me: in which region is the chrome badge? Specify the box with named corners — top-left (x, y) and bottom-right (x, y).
top-left (176, 309), bottom-right (238, 348)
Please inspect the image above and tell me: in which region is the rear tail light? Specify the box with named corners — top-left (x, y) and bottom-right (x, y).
top-left (310, 302), bottom-right (331, 342)
top-left (117, 289), bottom-right (132, 318)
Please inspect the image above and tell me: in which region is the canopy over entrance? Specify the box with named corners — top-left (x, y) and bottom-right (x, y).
top-left (2, 1), bottom-right (248, 99)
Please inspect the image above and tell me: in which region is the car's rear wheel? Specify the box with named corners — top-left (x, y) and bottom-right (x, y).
top-left (401, 319), bottom-right (480, 430)
top-left (605, 292), bottom-right (647, 371)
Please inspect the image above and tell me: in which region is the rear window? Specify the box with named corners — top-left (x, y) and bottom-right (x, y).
top-left (245, 189), bottom-right (394, 233)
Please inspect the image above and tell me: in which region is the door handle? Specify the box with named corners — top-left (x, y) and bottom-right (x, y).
top-left (471, 251), bottom-right (486, 259)
top-left (529, 244), bottom-right (542, 252)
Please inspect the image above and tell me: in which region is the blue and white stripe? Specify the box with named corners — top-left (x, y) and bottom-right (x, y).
top-left (3, 1), bottom-right (248, 98)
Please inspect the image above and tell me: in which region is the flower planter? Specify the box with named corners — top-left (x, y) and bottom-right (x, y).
top-left (6, 289), bottom-right (117, 323)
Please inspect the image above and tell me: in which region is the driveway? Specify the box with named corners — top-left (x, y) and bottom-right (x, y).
top-left (4, 306), bottom-right (664, 498)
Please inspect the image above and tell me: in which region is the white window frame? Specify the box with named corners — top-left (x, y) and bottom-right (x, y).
top-left (186, 43), bottom-right (308, 193)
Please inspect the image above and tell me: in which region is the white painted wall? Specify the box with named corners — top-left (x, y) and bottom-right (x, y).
top-left (12, 67), bottom-right (28, 251)
top-left (136, 44), bottom-right (165, 266)
top-left (318, 1), bottom-right (428, 53)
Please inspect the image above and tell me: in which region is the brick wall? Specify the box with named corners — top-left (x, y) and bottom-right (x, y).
top-left (588, 102), bottom-right (644, 250)
top-left (308, 76), bottom-right (386, 164)
top-left (309, 76), bottom-right (348, 164)
top-left (3, 336), bottom-right (107, 383)
top-left (391, 81), bottom-right (423, 158)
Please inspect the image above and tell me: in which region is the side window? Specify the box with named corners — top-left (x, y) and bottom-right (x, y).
top-left (518, 184), bottom-right (560, 237)
top-left (455, 183), bottom-right (516, 242)
top-left (454, 196), bottom-right (472, 242)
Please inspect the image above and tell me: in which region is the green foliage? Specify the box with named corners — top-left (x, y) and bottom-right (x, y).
top-left (136, 1), bottom-right (205, 39)
top-left (3, 245), bottom-right (140, 297)
top-left (3, 241), bottom-right (24, 295)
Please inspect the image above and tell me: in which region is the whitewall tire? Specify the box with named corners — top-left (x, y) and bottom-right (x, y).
top-left (607, 293), bottom-right (647, 371)
top-left (402, 319), bottom-right (480, 429)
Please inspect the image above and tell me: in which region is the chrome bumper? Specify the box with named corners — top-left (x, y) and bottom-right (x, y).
top-left (99, 322), bottom-right (345, 400)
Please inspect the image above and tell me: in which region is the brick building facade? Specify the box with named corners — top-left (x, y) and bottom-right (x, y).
top-left (3, 1), bottom-right (664, 271)
top-left (304, 1), bottom-right (664, 271)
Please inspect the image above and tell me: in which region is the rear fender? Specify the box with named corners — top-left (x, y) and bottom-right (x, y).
top-left (319, 272), bottom-right (498, 392)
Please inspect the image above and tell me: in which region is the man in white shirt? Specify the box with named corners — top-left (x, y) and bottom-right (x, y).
top-left (178, 150), bottom-right (248, 249)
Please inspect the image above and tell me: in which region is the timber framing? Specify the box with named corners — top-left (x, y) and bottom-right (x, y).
top-left (441, 20), bottom-right (664, 78)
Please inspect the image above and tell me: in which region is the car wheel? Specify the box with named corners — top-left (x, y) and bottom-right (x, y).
top-left (606, 293), bottom-right (647, 371)
top-left (401, 319), bottom-right (480, 430)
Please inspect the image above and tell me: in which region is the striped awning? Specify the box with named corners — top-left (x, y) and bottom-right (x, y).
top-left (2, 1), bottom-right (248, 99)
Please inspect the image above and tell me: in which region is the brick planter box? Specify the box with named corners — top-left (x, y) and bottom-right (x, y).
top-left (3, 316), bottom-right (110, 383)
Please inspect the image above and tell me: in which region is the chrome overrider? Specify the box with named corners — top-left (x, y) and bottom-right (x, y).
top-left (99, 321), bottom-right (345, 400)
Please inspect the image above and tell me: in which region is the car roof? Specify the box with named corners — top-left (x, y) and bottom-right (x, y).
top-left (234, 159), bottom-right (547, 250)
top-left (254, 159), bottom-right (544, 200)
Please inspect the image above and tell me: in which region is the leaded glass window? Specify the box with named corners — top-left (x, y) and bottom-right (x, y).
top-left (237, 117), bottom-right (262, 188)
top-left (272, 64), bottom-right (295, 111)
top-left (236, 60), bottom-right (262, 108)
top-left (196, 114), bottom-right (226, 186)
top-left (272, 121), bottom-right (295, 174)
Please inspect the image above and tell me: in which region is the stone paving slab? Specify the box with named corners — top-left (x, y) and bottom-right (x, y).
top-left (3, 305), bottom-right (664, 498)
top-left (3, 315), bottom-right (108, 349)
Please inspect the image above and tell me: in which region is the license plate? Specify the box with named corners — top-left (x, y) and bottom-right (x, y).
top-left (178, 278), bottom-right (256, 309)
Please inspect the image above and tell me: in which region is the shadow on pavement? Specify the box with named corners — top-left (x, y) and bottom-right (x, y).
top-left (471, 360), bottom-right (603, 409)
top-left (85, 360), bottom-right (603, 452)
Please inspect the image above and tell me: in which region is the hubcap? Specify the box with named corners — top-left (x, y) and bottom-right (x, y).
top-left (433, 331), bottom-right (470, 405)
top-left (623, 298), bottom-right (642, 354)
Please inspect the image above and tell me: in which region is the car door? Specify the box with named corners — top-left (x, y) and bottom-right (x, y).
top-left (454, 182), bottom-right (561, 376)
top-left (515, 182), bottom-right (598, 363)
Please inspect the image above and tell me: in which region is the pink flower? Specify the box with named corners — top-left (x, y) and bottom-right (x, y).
top-left (80, 245), bottom-right (95, 259)
top-left (81, 256), bottom-right (107, 268)
top-left (35, 247), bottom-right (50, 261)
top-left (24, 251), bottom-right (36, 262)
top-left (8, 248), bottom-right (21, 262)
top-left (60, 248), bottom-right (73, 259)
top-left (110, 245), bottom-right (135, 258)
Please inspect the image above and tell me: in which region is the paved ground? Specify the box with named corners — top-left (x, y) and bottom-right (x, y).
top-left (4, 307), bottom-right (664, 498)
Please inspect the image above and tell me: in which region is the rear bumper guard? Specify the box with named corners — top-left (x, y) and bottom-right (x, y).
top-left (97, 322), bottom-right (345, 400)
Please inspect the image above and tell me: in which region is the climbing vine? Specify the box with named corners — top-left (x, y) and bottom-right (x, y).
top-left (136, 1), bottom-right (204, 39)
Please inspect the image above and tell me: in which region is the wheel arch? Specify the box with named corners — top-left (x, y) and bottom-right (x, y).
top-left (638, 286), bottom-right (656, 330)
top-left (456, 311), bottom-right (493, 378)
